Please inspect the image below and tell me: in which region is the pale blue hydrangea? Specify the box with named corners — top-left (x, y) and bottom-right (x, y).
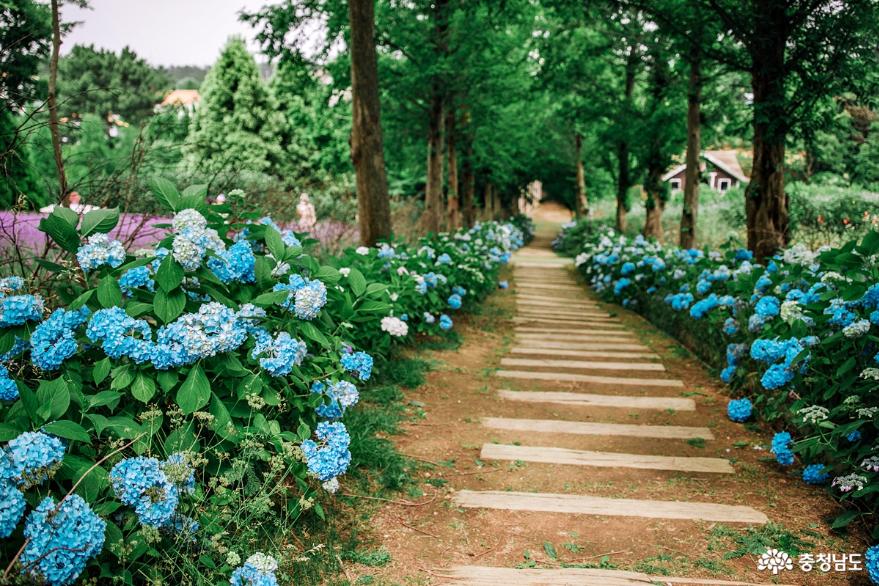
top-left (0, 365), bottom-right (18, 401)
top-left (230, 553), bottom-right (279, 586)
top-left (110, 456), bottom-right (179, 527)
top-left (153, 303), bottom-right (248, 369)
top-left (0, 276), bottom-right (24, 294)
top-left (452, 286), bottom-right (467, 297)
top-left (208, 239), bottom-right (256, 284)
top-left (436, 253), bottom-right (452, 265)
top-left (866, 544), bottom-right (879, 585)
top-left (720, 365), bottom-right (736, 383)
top-left (30, 307), bottom-right (90, 370)
top-left (448, 293), bottom-right (462, 310)
top-left (293, 279), bottom-right (327, 320)
top-left (162, 452), bottom-right (196, 495)
top-left (722, 317), bottom-right (738, 335)
top-left (87, 307), bottom-right (154, 364)
top-left (171, 210), bottom-right (225, 271)
top-left (76, 233), bottom-right (126, 272)
top-left (341, 350), bottom-right (373, 381)
top-left (20, 494), bottom-right (105, 586)
top-left (771, 431), bottom-right (794, 466)
top-left (439, 314), bottom-right (453, 331)
top-left (613, 278), bottom-right (631, 295)
top-left (119, 266), bottom-right (155, 295)
top-left (423, 312), bottom-right (436, 324)
top-left (726, 398), bottom-right (752, 422)
top-left (0, 293), bottom-right (44, 327)
top-left (0, 481), bottom-right (25, 537)
top-left (5, 431), bottom-right (65, 488)
top-left (498, 280), bottom-right (508, 289)
top-left (802, 464), bottom-right (829, 485)
top-left (301, 421), bottom-right (351, 481)
top-left (251, 332), bottom-right (307, 377)
top-left (377, 244), bottom-right (396, 259)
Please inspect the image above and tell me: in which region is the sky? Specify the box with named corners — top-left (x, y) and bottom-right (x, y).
top-left (62, 0), bottom-right (270, 67)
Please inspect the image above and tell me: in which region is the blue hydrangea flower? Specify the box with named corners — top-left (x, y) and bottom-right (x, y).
top-left (664, 292), bottom-right (694, 311)
top-left (771, 431), bottom-right (794, 466)
top-left (866, 544), bottom-right (879, 585)
top-left (30, 307), bottom-right (90, 370)
top-left (0, 481), bottom-right (25, 537)
top-left (162, 453), bottom-right (196, 494)
top-left (620, 262), bottom-right (635, 276)
top-left (5, 431), bottom-right (65, 488)
top-left (87, 307), bottom-right (155, 364)
top-left (208, 240), bottom-right (256, 284)
top-left (802, 464), bottom-right (829, 485)
top-left (754, 295), bottom-right (780, 318)
top-left (0, 276), bottom-right (24, 294)
top-left (0, 365), bottom-right (18, 401)
top-left (690, 294), bottom-right (720, 319)
top-left (498, 280), bottom-right (508, 289)
top-left (613, 278), bottom-right (631, 296)
top-left (341, 351), bottom-right (373, 381)
top-left (110, 456), bottom-right (179, 527)
top-left (439, 314), bottom-right (453, 331)
top-left (720, 365), bottom-right (736, 383)
top-left (301, 421), bottom-right (351, 481)
top-left (153, 303), bottom-right (248, 369)
top-left (436, 253), bottom-right (452, 265)
top-left (448, 294), bottom-right (462, 310)
top-left (76, 233), bottom-right (126, 272)
top-left (171, 210), bottom-right (225, 271)
top-left (727, 398), bottom-right (752, 422)
top-left (723, 317), bottom-right (738, 335)
top-left (422, 312), bottom-right (436, 324)
top-left (0, 293), bottom-right (44, 327)
top-left (452, 286), bottom-right (467, 297)
top-left (847, 430), bottom-right (862, 443)
top-left (251, 332), bottom-right (307, 377)
top-left (119, 266), bottom-right (155, 295)
top-left (230, 553), bottom-right (279, 586)
top-left (311, 381), bottom-right (342, 419)
top-left (20, 494), bottom-right (105, 586)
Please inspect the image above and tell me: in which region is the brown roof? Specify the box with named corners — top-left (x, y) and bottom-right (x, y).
top-left (703, 150), bottom-right (748, 182)
top-left (160, 89), bottom-right (200, 107)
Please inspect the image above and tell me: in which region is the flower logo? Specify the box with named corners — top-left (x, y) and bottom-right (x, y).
top-left (757, 548), bottom-right (793, 574)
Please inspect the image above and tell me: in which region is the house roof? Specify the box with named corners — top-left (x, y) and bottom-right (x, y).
top-left (661, 150), bottom-right (748, 183)
top-left (160, 89), bottom-right (200, 107)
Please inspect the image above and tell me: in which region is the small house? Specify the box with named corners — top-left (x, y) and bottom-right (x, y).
top-left (662, 149), bottom-right (748, 193)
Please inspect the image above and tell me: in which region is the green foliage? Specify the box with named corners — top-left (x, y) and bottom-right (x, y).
top-left (0, 0), bottom-right (51, 108)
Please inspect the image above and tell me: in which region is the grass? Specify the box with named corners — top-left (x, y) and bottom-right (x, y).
top-left (708, 523), bottom-right (816, 559)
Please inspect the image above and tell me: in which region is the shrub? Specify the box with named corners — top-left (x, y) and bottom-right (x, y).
top-left (559, 220), bottom-right (879, 536)
top-left (0, 180), bottom-right (528, 584)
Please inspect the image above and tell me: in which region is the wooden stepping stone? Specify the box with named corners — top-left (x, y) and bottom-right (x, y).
top-left (516, 297), bottom-right (600, 308)
top-left (496, 370), bottom-right (684, 388)
top-left (500, 357), bottom-right (665, 372)
top-left (515, 326), bottom-right (627, 335)
top-left (509, 347), bottom-right (658, 359)
top-left (515, 319), bottom-right (623, 330)
top-left (514, 283), bottom-right (582, 292)
top-left (516, 305), bottom-right (612, 317)
top-left (516, 314), bottom-right (620, 325)
top-left (482, 417), bottom-right (712, 439)
top-left (515, 331), bottom-right (639, 341)
top-left (514, 340), bottom-right (649, 351)
top-left (436, 565), bottom-right (787, 585)
top-left (452, 490), bottom-right (768, 524)
top-left (481, 444), bottom-right (733, 473)
top-left (498, 389), bottom-right (695, 410)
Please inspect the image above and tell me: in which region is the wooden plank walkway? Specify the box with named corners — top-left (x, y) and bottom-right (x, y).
top-left (497, 389), bottom-right (696, 410)
top-left (481, 416), bottom-right (713, 439)
top-left (437, 566), bottom-right (791, 586)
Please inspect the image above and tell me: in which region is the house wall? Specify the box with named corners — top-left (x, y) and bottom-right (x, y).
top-left (666, 165), bottom-right (740, 192)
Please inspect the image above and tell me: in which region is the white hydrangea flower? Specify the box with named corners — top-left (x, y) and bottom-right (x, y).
top-left (843, 319), bottom-right (871, 338)
top-left (322, 477), bottom-right (340, 493)
top-left (380, 316), bottom-right (408, 337)
top-left (574, 252), bottom-right (589, 267)
top-left (857, 407), bottom-right (879, 418)
top-left (355, 246), bottom-right (369, 255)
top-left (832, 473), bottom-right (867, 493)
top-left (271, 262), bottom-right (291, 278)
top-left (339, 267), bottom-right (351, 277)
top-left (245, 552), bottom-right (278, 573)
top-left (798, 405), bottom-right (829, 424)
top-left (859, 368), bottom-right (879, 381)
top-left (780, 301), bottom-right (803, 323)
top-left (389, 292), bottom-right (399, 302)
top-left (172, 209), bottom-right (208, 232)
top-left (396, 266), bottom-right (409, 276)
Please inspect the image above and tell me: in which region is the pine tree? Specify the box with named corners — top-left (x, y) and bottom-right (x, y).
top-left (187, 38), bottom-right (283, 176)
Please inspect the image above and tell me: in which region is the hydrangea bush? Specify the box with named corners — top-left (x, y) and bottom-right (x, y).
top-left (0, 180), bottom-right (528, 584)
top-left (557, 221), bottom-right (879, 539)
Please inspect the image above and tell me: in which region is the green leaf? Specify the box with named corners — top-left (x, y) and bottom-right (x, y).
top-left (154, 288), bottom-right (186, 323)
top-left (0, 330), bottom-right (17, 355)
top-left (53, 206), bottom-right (79, 227)
top-left (181, 184), bottom-right (208, 200)
top-left (253, 290), bottom-right (290, 307)
top-left (149, 177), bottom-right (180, 211)
top-left (68, 289), bottom-right (94, 310)
top-left (177, 365), bottom-right (211, 414)
top-left (131, 374), bottom-right (156, 403)
top-left (209, 393), bottom-right (232, 436)
top-left (315, 265), bottom-right (341, 284)
top-left (298, 322), bottom-right (329, 347)
top-left (43, 420), bottom-right (91, 443)
top-left (110, 365), bottom-right (135, 391)
top-left (156, 255), bottom-right (184, 292)
top-left (85, 391), bottom-right (121, 411)
top-left (357, 300), bottom-right (392, 313)
top-left (296, 422), bottom-right (311, 441)
top-left (18, 383), bottom-right (40, 424)
top-left (92, 358), bottom-right (111, 385)
top-left (264, 227), bottom-right (287, 260)
top-left (39, 212), bottom-right (81, 253)
top-left (80, 208), bottom-right (120, 237)
top-left (125, 302), bottom-right (153, 317)
top-left (157, 371), bottom-right (179, 393)
top-left (0, 423), bottom-right (24, 441)
top-left (543, 542), bottom-right (558, 560)
top-left (36, 377), bottom-right (70, 420)
top-left (97, 275), bottom-right (123, 308)
top-left (365, 282), bottom-right (388, 295)
top-left (831, 509), bottom-right (860, 529)
top-left (347, 267), bottom-right (367, 297)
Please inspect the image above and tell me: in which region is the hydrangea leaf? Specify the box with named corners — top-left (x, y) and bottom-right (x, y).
top-left (97, 275), bottom-right (123, 308)
top-left (177, 364), bottom-right (211, 414)
top-left (92, 358), bottom-right (111, 385)
top-left (156, 256), bottom-right (184, 292)
top-left (80, 208), bottom-right (120, 237)
top-left (154, 288), bottom-right (186, 323)
top-left (130, 374), bottom-right (156, 403)
top-left (316, 266), bottom-right (340, 284)
top-left (36, 377), bottom-right (70, 420)
top-left (347, 268), bottom-right (367, 297)
top-left (39, 212), bottom-right (81, 253)
top-left (264, 227), bottom-right (287, 261)
top-left (149, 176), bottom-right (181, 212)
top-left (43, 420), bottom-right (91, 443)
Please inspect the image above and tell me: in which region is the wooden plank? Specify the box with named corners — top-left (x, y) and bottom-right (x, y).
top-left (514, 284), bottom-right (582, 292)
top-left (513, 340), bottom-right (649, 351)
top-left (514, 318), bottom-right (625, 328)
top-left (498, 389), bottom-right (695, 410)
top-left (516, 297), bottom-right (600, 308)
top-left (495, 370), bottom-right (684, 388)
top-left (515, 327), bottom-right (628, 335)
top-left (452, 490), bottom-right (768, 524)
top-left (436, 566), bottom-right (788, 586)
top-left (500, 357), bottom-right (665, 372)
top-left (509, 347), bottom-right (658, 360)
top-left (480, 444), bottom-right (733, 474)
top-left (515, 329), bottom-right (637, 340)
top-left (515, 311), bottom-right (616, 321)
top-left (516, 316), bottom-right (622, 327)
top-left (481, 417), bottom-right (712, 439)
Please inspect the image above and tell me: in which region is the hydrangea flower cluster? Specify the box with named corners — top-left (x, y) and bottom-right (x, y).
top-left (20, 495), bottom-right (106, 586)
top-left (0, 364), bottom-right (19, 401)
top-left (726, 398), bottom-right (752, 422)
top-left (3, 431), bottom-right (66, 488)
top-left (110, 453), bottom-right (194, 528)
top-left (208, 239), bottom-right (256, 284)
top-left (771, 431), bottom-right (794, 466)
top-left (439, 314), bottom-right (453, 331)
top-left (381, 316), bottom-right (408, 337)
top-left (341, 350), bottom-right (373, 381)
top-left (251, 332), bottom-right (307, 377)
top-left (802, 464), bottom-right (829, 485)
top-left (30, 307), bottom-right (90, 370)
top-left (273, 275), bottom-right (327, 320)
top-left (230, 552), bottom-right (279, 586)
top-left (76, 233), bottom-right (126, 272)
top-left (119, 265), bottom-right (155, 295)
top-left (0, 292), bottom-right (44, 327)
top-left (301, 421), bottom-right (351, 482)
top-left (171, 209), bottom-right (226, 271)
top-left (448, 293), bottom-right (462, 310)
top-left (867, 545), bottom-right (879, 585)
top-left (311, 381), bottom-right (359, 419)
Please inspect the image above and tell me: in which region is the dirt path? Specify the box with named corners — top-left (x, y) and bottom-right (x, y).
top-left (352, 211), bottom-right (866, 586)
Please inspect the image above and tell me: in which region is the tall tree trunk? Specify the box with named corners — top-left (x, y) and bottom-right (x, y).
top-left (349, 0), bottom-right (392, 246)
top-left (746, 0), bottom-right (789, 260)
top-left (642, 43), bottom-right (672, 242)
top-left (615, 45), bottom-right (638, 233)
top-left (574, 133), bottom-right (588, 217)
top-left (461, 144), bottom-right (475, 228)
top-left (424, 89), bottom-right (444, 233)
top-left (446, 105), bottom-right (460, 230)
top-left (679, 50), bottom-right (702, 249)
top-left (48, 0), bottom-right (67, 202)
top-left (485, 183), bottom-right (495, 220)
